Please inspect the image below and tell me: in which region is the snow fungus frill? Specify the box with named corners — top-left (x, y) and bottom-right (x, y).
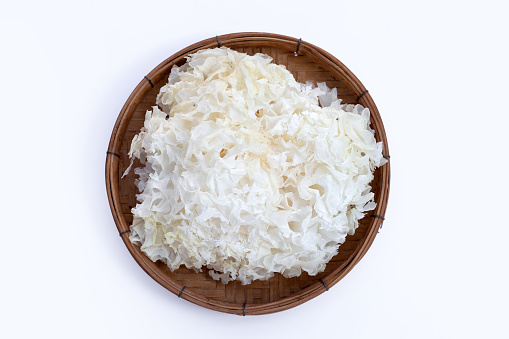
top-left (124, 47), bottom-right (387, 285)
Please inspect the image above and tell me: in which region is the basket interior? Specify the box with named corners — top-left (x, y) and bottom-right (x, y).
top-left (117, 45), bottom-right (383, 306)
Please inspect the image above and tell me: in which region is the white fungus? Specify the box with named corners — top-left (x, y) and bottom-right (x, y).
top-left (124, 47), bottom-right (386, 284)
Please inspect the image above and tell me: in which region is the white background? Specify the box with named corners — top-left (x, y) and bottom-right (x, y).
top-left (1, 1), bottom-right (508, 338)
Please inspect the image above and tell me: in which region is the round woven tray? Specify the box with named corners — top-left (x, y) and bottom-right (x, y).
top-left (106, 32), bottom-right (390, 315)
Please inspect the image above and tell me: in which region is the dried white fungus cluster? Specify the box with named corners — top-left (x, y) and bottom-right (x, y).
top-left (125, 47), bottom-right (386, 284)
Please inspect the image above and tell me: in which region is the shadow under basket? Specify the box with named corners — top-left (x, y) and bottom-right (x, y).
top-left (105, 32), bottom-right (390, 315)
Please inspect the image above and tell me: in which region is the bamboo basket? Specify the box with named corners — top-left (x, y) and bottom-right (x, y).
top-left (105, 32), bottom-right (390, 315)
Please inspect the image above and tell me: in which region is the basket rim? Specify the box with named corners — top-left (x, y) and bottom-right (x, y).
top-left (105, 32), bottom-right (390, 315)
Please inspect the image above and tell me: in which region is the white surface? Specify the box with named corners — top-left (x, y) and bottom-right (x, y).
top-left (1, 1), bottom-right (508, 338)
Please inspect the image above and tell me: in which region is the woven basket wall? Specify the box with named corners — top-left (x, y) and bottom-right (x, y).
top-left (106, 32), bottom-right (390, 315)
